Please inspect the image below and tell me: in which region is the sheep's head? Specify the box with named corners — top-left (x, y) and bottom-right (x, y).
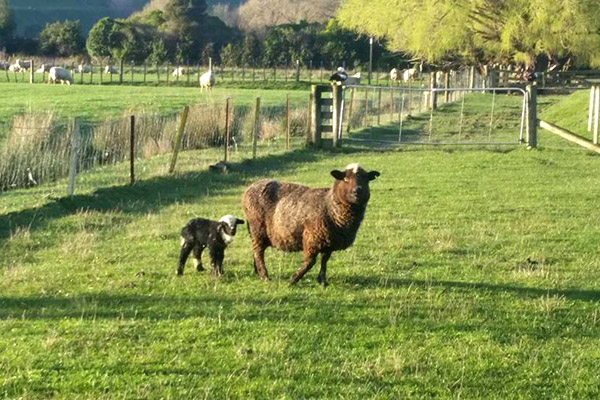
top-left (331, 163), bottom-right (380, 206)
top-left (218, 215), bottom-right (245, 238)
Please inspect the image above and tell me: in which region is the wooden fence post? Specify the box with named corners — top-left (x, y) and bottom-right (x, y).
top-left (310, 85), bottom-right (321, 147)
top-left (130, 115), bottom-right (135, 185)
top-left (444, 71), bottom-right (450, 103)
top-left (286, 94), bottom-right (291, 150)
top-left (588, 85), bottom-right (595, 132)
top-left (364, 88), bottom-right (369, 128)
top-left (143, 63), bottom-right (147, 83)
top-left (224, 98), bottom-right (231, 162)
top-left (430, 71), bottom-right (438, 110)
top-left (296, 59), bottom-right (300, 82)
top-left (99, 60), bottom-right (103, 84)
top-left (346, 88), bottom-right (355, 133)
top-left (169, 106), bottom-right (190, 173)
top-left (67, 118), bottom-right (81, 196)
top-left (469, 65), bottom-right (475, 91)
top-left (377, 88), bottom-right (382, 125)
top-left (332, 84), bottom-right (343, 147)
top-left (526, 82), bottom-right (538, 149)
top-left (119, 58), bottom-right (124, 84)
top-left (306, 92), bottom-right (312, 146)
top-left (594, 86), bottom-right (600, 145)
top-left (90, 63), bottom-right (94, 84)
top-left (30, 60), bottom-right (34, 84)
top-left (253, 97), bottom-right (261, 159)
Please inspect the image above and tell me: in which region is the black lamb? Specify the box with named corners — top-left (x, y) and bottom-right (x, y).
top-left (177, 215), bottom-right (245, 276)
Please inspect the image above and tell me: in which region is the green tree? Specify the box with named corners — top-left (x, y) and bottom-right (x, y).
top-left (86, 17), bottom-right (120, 60)
top-left (39, 20), bottom-right (84, 57)
top-left (337, 0), bottom-right (600, 69)
top-left (201, 42), bottom-right (215, 65)
top-left (148, 38), bottom-right (169, 64)
top-left (240, 34), bottom-right (261, 67)
top-left (220, 43), bottom-right (239, 67)
top-left (0, 0), bottom-right (15, 48)
top-left (262, 21), bottom-right (320, 67)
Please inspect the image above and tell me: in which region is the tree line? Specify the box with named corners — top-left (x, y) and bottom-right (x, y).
top-left (0, 0), bottom-right (392, 69)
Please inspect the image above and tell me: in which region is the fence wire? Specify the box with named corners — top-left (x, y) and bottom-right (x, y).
top-left (0, 98), bottom-right (311, 192)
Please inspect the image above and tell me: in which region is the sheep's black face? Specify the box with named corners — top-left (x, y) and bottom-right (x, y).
top-left (331, 164), bottom-right (380, 205)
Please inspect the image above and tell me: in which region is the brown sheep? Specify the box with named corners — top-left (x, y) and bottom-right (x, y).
top-left (242, 163), bottom-right (380, 286)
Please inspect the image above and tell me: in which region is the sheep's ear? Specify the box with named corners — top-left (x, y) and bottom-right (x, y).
top-left (368, 171), bottom-right (381, 181)
top-left (236, 219), bottom-right (245, 225)
top-left (331, 170), bottom-right (345, 180)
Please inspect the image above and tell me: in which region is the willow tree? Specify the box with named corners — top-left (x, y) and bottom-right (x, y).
top-left (337, 0), bottom-right (600, 69)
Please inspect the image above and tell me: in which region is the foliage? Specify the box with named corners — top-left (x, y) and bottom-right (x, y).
top-left (148, 38), bottom-right (169, 65)
top-left (0, 0), bottom-right (14, 48)
top-left (262, 21), bottom-right (320, 67)
top-left (86, 17), bottom-right (120, 60)
top-left (220, 42), bottom-right (239, 67)
top-left (240, 33), bottom-right (261, 67)
top-left (39, 20), bottom-right (84, 57)
top-left (337, 0), bottom-right (600, 69)
top-left (87, 17), bottom-right (152, 63)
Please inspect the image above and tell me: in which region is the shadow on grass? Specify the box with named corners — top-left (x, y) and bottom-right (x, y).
top-left (345, 275), bottom-right (600, 302)
top-left (0, 148), bottom-right (325, 241)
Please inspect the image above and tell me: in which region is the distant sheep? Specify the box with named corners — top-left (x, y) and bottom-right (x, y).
top-left (78, 64), bottom-right (91, 73)
top-left (172, 67), bottom-right (186, 77)
top-left (390, 68), bottom-right (400, 83)
top-left (36, 64), bottom-right (53, 73)
top-left (104, 65), bottom-right (118, 74)
top-left (344, 72), bottom-right (361, 86)
top-left (8, 64), bottom-right (20, 72)
top-left (48, 67), bottom-right (73, 85)
top-left (199, 70), bottom-right (215, 91)
top-left (242, 163), bottom-right (380, 286)
top-left (0, 61), bottom-right (8, 71)
top-left (403, 68), bottom-right (418, 82)
top-left (15, 59), bottom-right (31, 70)
top-left (178, 215), bottom-right (245, 276)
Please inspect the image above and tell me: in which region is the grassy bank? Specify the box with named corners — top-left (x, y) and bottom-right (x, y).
top-left (2, 137), bottom-right (600, 397)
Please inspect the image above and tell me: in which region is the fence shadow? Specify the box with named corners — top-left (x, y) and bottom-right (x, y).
top-left (0, 148), bottom-right (323, 241)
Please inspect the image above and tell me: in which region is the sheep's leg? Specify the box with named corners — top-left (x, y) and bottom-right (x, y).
top-left (290, 251), bottom-right (318, 285)
top-left (252, 245), bottom-right (269, 281)
top-left (316, 251), bottom-right (331, 288)
top-left (193, 245), bottom-right (205, 272)
top-left (177, 240), bottom-right (195, 276)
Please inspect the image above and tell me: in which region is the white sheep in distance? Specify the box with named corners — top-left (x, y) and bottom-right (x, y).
top-left (172, 67), bottom-right (186, 77)
top-left (15, 59), bottom-right (31, 70)
top-left (199, 70), bottom-right (215, 91)
top-left (78, 64), bottom-right (91, 73)
top-left (48, 67), bottom-right (73, 85)
top-left (36, 64), bottom-right (53, 73)
top-left (104, 65), bottom-right (118, 74)
top-left (390, 68), bottom-right (400, 83)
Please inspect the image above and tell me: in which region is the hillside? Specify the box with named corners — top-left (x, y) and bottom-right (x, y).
top-left (10, 0), bottom-right (149, 37)
top-left (9, 0), bottom-right (242, 38)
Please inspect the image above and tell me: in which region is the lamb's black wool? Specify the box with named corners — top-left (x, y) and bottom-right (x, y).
top-left (177, 215), bottom-right (244, 277)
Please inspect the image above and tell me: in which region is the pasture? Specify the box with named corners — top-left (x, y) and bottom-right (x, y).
top-left (2, 103), bottom-right (600, 398)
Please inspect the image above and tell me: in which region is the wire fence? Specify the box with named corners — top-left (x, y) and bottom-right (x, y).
top-left (0, 96), bottom-right (311, 193)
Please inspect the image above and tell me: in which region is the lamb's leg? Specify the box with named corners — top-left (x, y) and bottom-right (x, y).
top-left (193, 245), bottom-right (205, 272)
top-left (210, 247), bottom-right (225, 277)
top-left (177, 239), bottom-right (195, 276)
top-left (290, 251), bottom-right (318, 285)
top-left (316, 251), bottom-right (331, 288)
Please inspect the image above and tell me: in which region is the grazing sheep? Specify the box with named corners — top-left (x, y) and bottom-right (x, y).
top-left (199, 70), bottom-right (215, 91)
top-left (8, 64), bottom-right (20, 72)
top-left (403, 68), bottom-right (418, 82)
top-left (15, 59), bottom-right (31, 70)
top-left (242, 163), bottom-right (380, 287)
top-left (48, 67), bottom-right (73, 85)
top-left (78, 64), bottom-right (91, 73)
top-left (172, 66), bottom-right (186, 77)
top-left (390, 68), bottom-right (399, 83)
top-left (178, 215), bottom-right (245, 277)
top-left (36, 64), bottom-right (53, 73)
top-left (104, 65), bottom-right (118, 74)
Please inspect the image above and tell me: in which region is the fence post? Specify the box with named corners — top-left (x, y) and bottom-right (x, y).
top-left (80, 64), bottom-right (84, 84)
top-left (377, 88), bottom-right (382, 125)
top-left (469, 65), bottom-right (475, 91)
top-left (253, 97), bottom-right (261, 159)
top-left (444, 71), bottom-right (450, 103)
top-left (310, 85), bottom-right (322, 147)
top-left (594, 86), bottom-right (600, 145)
top-left (332, 84), bottom-right (343, 147)
top-left (67, 118), bottom-right (81, 196)
top-left (130, 115), bottom-right (135, 185)
top-left (430, 72), bottom-right (438, 110)
top-left (131, 62), bottom-right (134, 83)
top-left (224, 98), bottom-right (231, 162)
top-left (166, 63), bottom-right (170, 85)
top-left (296, 60), bottom-right (300, 82)
top-left (526, 82), bottom-right (537, 149)
top-left (90, 63), bottom-right (94, 84)
top-left (346, 88), bottom-right (355, 133)
top-left (169, 106), bottom-right (190, 173)
top-left (30, 60), bottom-right (34, 84)
top-left (306, 92), bottom-right (312, 146)
top-left (364, 87), bottom-right (369, 128)
top-left (588, 85), bottom-right (595, 132)
top-left (100, 60), bottom-right (103, 84)
top-left (286, 94), bottom-right (291, 150)
top-left (156, 63), bottom-right (160, 83)
top-left (143, 63), bottom-right (147, 83)
top-left (119, 58), bottom-right (124, 84)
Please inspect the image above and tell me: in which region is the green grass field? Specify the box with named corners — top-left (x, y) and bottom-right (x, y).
top-left (1, 88), bottom-right (599, 398)
top-left (0, 83), bottom-right (310, 124)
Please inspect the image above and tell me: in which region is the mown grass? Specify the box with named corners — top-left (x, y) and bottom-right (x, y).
top-left (2, 107), bottom-right (600, 399)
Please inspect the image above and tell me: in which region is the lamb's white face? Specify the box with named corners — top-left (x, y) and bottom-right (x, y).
top-left (218, 215), bottom-right (245, 239)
